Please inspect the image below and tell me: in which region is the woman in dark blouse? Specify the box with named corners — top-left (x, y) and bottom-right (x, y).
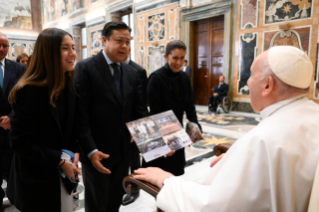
top-left (7, 28), bottom-right (80, 212)
top-left (143, 40), bottom-right (201, 176)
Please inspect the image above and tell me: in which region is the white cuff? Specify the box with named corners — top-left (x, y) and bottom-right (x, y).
top-left (88, 149), bottom-right (98, 159)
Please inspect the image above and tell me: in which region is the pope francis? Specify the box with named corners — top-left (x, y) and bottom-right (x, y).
top-left (134, 46), bottom-right (319, 212)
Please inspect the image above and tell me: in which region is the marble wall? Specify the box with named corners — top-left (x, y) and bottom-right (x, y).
top-left (136, 1), bottom-right (180, 75)
top-left (233, 0), bottom-right (319, 102)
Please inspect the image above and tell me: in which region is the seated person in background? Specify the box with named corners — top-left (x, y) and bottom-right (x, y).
top-left (16, 53), bottom-right (29, 67)
top-left (208, 75), bottom-right (228, 112)
top-left (134, 46), bottom-right (319, 212)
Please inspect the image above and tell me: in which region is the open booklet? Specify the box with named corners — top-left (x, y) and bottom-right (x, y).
top-left (126, 110), bottom-right (193, 162)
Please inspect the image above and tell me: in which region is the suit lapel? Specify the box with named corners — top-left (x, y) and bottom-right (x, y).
top-left (3, 59), bottom-right (12, 93)
top-left (95, 52), bottom-right (122, 105)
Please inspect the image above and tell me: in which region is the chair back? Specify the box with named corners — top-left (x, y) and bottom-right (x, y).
top-left (308, 159), bottom-right (319, 212)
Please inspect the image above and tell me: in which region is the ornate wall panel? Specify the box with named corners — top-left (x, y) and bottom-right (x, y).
top-left (138, 17), bottom-right (145, 43)
top-left (240, 0), bottom-right (259, 29)
top-left (139, 47), bottom-right (146, 69)
top-left (148, 12), bottom-right (165, 42)
top-left (264, 0), bottom-right (313, 25)
top-left (168, 9), bottom-right (178, 40)
top-left (148, 45), bottom-right (165, 75)
top-left (238, 32), bottom-right (258, 94)
top-left (263, 26), bottom-right (311, 55)
top-left (87, 24), bottom-right (104, 57)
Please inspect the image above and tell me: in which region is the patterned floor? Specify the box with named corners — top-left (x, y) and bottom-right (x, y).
top-left (2, 106), bottom-right (260, 212)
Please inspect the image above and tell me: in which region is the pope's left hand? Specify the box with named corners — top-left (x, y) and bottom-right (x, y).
top-left (134, 167), bottom-right (174, 189)
top-left (0, 116), bottom-right (11, 130)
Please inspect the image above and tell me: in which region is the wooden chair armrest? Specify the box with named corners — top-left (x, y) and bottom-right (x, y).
top-left (213, 143), bottom-right (233, 156)
top-left (123, 173), bottom-right (161, 198)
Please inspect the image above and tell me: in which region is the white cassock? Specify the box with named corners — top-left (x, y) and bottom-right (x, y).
top-left (157, 95), bottom-right (319, 212)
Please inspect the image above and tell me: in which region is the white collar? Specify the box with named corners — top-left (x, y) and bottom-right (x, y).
top-left (0, 58), bottom-right (5, 67)
top-left (102, 50), bottom-right (121, 66)
top-left (260, 94), bottom-right (307, 119)
top-left (124, 57), bottom-right (130, 64)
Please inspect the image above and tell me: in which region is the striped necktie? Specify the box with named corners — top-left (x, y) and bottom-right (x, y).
top-left (111, 63), bottom-right (122, 99)
top-left (0, 62), bottom-right (3, 88)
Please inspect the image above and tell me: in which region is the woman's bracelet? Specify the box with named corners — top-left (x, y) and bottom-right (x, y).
top-left (58, 159), bottom-right (65, 167)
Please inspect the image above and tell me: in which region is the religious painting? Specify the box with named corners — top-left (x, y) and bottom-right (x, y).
top-left (238, 33), bottom-right (258, 94)
top-left (29, 43), bottom-right (35, 55)
top-left (148, 45), bottom-right (165, 75)
top-left (168, 9), bottom-right (177, 40)
top-left (11, 43), bottom-right (27, 57)
top-left (264, 0), bottom-right (313, 25)
top-left (263, 27), bottom-right (311, 55)
top-left (314, 28), bottom-right (319, 99)
top-left (42, 0), bottom-right (89, 24)
top-left (240, 0), bottom-right (259, 29)
top-left (90, 29), bottom-right (102, 51)
top-left (0, 0), bottom-right (32, 29)
top-left (139, 47), bottom-right (146, 69)
top-left (148, 13), bottom-right (165, 42)
top-left (138, 17), bottom-right (145, 43)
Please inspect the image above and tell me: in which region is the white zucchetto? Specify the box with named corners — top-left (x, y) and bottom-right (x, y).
top-left (268, 46), bottom-right (313, 89)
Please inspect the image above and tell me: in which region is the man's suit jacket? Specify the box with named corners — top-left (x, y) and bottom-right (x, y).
top-left (0, 59), bottom-right (25, 138)
top-left (75, 51), bottom-right (148, 168)
top-left (128, 60), bottom-right (147, 106)
top-left (213, 83), bottom-right (229, 97)
top-left (184, 66), bottom-right (192, 78)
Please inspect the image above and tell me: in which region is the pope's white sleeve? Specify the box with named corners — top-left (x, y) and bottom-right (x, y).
top-left (157, 177), bottom-right (211, 212)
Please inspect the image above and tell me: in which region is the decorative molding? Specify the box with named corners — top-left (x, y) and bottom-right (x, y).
top-left (138, 17), bottom-right (146, 43)
top-left (107, 0), bottom-right (133, 13)
top-left (86, 16), bottom-right (106, 28)
top-left (6, 35), bottom-right (37, 42)
top-left (168, 9), bottom-right (178, 40)
top-left (69, 15), bottom-right (87, 26)
top-left (135, 0), bottom-right (179, 14)
top-left (181, 0), bottom-right (232, 22)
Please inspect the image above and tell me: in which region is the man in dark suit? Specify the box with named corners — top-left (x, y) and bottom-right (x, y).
top-left (0, 32), bottom-right (25, 211)
top-left (208, 75), bottom-right (229, 112)
top-left (75, 22), bottom-right (148, 212)
top-left (122, 49), bottom-right (148, 206)
top-left (181, 59), bottom-right (191, 78)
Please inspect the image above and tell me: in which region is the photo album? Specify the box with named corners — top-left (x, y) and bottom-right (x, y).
top-left (126, 110), bottom-right (194, 162)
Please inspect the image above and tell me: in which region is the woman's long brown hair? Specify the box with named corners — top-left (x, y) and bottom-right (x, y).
top-left (9, 28), bottom-right (75, 106)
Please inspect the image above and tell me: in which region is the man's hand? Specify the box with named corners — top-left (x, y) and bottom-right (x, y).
top-left (134, 167), bottom-right (174, 189)
top-left (0, 116), bottom-right (10, 130)
top-left (213, 93), bottom-right (218, 97)
top-left (130, 135), bottom-right (134, 143)
top-left (163, 150), bottom-right (175, 158)
top-left (73, 153), bottom-right (80, 166)
top-left (210, 153), bottom-right (224, 168)
top-left (90, 151), bottom-right (111, 174)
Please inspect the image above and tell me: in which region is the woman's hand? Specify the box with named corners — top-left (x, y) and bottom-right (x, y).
top-left (61, 160), bottom-right (81, 181)
top-left (163, 150), bottom-right (175, 158)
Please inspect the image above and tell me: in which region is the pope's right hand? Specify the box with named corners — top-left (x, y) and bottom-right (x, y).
top-left (90, 151), bottom-right (111, 174)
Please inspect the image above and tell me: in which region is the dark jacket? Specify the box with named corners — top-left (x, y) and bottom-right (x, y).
top-left (213, 83), bottom-right (229, 97)
top-left (75, 51), bottom-right (148, 168)
top-left (143, 63), bottom-right (200, 176)
top-left (7, 81), bottom-right (77, 212)
top-left (0, 59), bottom-right (25, 136)
top-left (128, 59), bottom-right (147, 106)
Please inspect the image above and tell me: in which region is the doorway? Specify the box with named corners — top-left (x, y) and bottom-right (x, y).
top-left (193, 16), bottom-right (224, 105)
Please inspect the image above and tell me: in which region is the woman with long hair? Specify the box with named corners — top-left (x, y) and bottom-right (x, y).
top-left (16, 53), bottom-right (29, 67)
top-left (7, 28), bottom-right (80, 212)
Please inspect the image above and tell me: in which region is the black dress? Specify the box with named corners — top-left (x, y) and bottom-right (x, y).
top-left (143, 63), bottom-right (200, 176)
